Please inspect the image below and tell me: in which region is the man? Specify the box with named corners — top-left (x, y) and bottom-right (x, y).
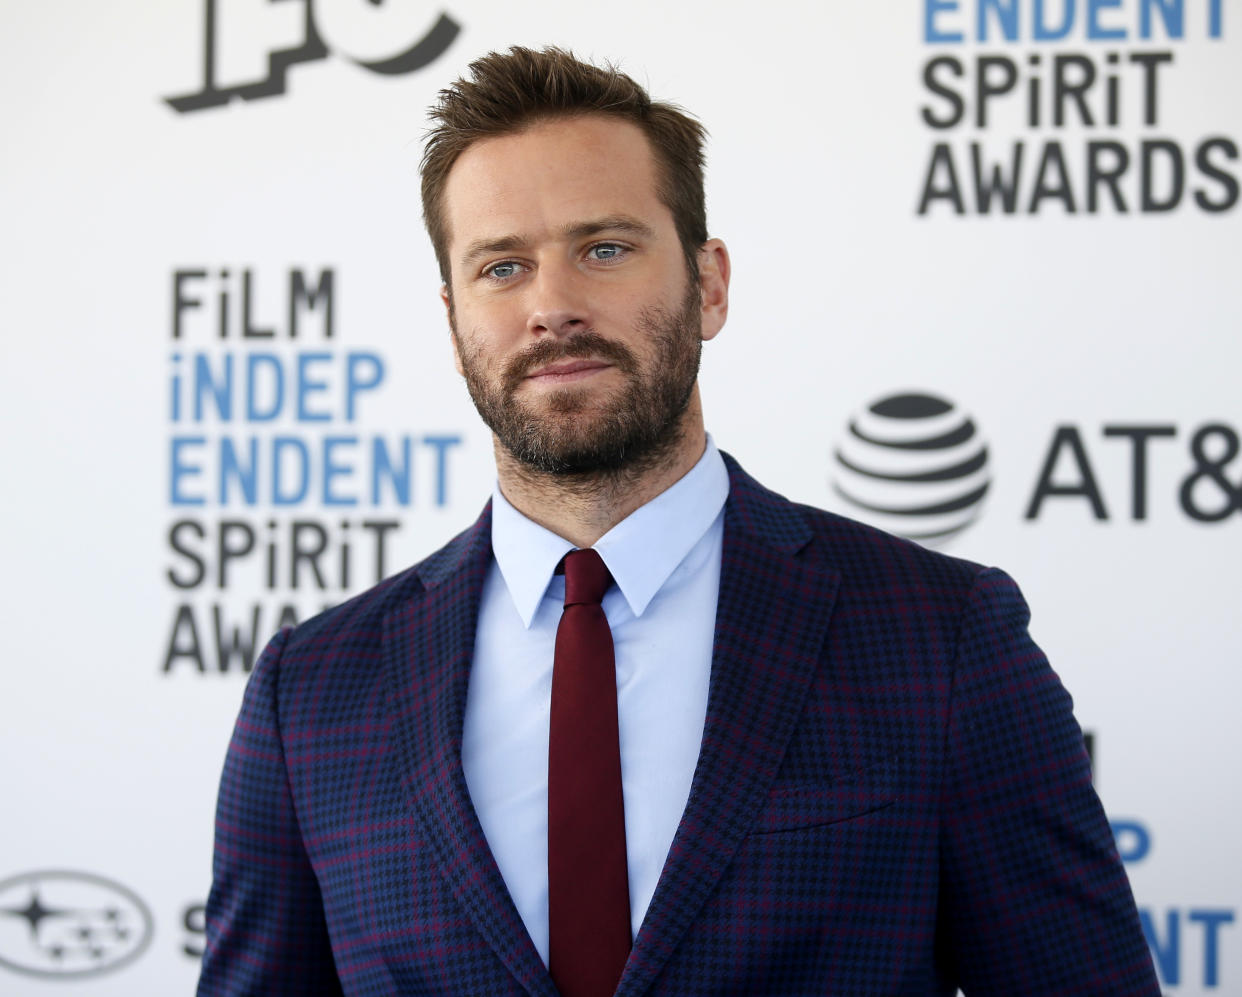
top-left (199, 47), bottom-right (1159, 996)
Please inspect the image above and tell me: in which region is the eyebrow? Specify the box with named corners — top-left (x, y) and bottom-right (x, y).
top-left (458, 215), bottom-right (657, 269)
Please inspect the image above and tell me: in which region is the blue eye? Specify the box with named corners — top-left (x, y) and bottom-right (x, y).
top-left (588, 243), bottom-right (625, 261)
top-left (485, 261), bottom-right (520, 281)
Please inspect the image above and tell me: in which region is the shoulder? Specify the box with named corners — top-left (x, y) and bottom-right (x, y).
top-left (720, 450), bottom-right (990, 605)
top-left (262, 502), bottom-right (492, 674)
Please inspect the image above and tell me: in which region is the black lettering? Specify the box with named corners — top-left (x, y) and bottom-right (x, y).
top-left (212, 604), bottom-right (261, 672)
top-left (1025, 426), bottom-right (1109, 520)
top-left (162, 605), bottom-right (205, 673)
top-left (290, 269), bottom-right (335, 339)
top-left (217, 268), bottom-right (230, 339)
top-left (338, 519), bottom-right (352, 589)
top-left (922, 57), bottom-right (965, 129)
top-left (361, 520), bottom-right (401, 582)
top-left (971, 142), bottom-right (1024, 213)
top-left (1105, 53), bottom-right (1121, 126)
top-left (291, 520), bottom-right (329, 588)
top-left (1053, 55), bottom-right (1096, 127)
top-left (173, 270), bottom-right (206, 339)
top-left (1194, 137), bottom-right (1239, 212)
top-left (168, 519), bottom-right (207, 589)
top-left (1129, 51), bottom-right (1174, 127)
top-left (1102, 425), bottom-right (1177, 520)
top-left (242, 269), bottom-right (274, 338)
top-left (918, 144), bottom-right (965, 215)
top-left (217, 520), bottom-right (256, 588)
top-left (1029, 141), bottom-right (1077, 214)
top-left (265, 520), bottom-right (279, 588)
top-left (1141, 139), bottom-right (1184, 212)
top-left (182, 904), bottom-right (206, 959)
top-left (275, 604), bottom-right (302, 630)
top-left (976, 56), bottom-right (1018, 129)
top-left (1027, 53), bottom-right (1042, 127)
top-left (1087, 141), bottom-right (1130, 213)
top-left (1179, 424), bottom-right (1242, 522)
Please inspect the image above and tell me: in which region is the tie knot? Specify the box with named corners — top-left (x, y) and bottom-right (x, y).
top-left (562, 548), bottom-right (612, 607)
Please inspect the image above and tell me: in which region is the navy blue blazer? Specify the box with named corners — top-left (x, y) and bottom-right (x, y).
top-left (199, 454), bottom-right (1159, 995)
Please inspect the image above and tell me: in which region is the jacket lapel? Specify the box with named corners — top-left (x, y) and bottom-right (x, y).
top-left (617, 458), bottom-right (841, 996)
top-left (382, 505), bottom-right (556, 997)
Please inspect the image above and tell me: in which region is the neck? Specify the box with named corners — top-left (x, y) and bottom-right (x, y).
top-left (494, 399), bottom-right (708, 549)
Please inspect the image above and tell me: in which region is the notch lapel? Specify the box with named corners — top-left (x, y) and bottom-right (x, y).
top-left (617, 464), bottom-right (841, 996)
top-left (382, 508), bottom-right (556, 997)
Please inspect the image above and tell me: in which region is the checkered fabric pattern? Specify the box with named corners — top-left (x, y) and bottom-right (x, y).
top-left (198, 454), bottom-right (1159, 996)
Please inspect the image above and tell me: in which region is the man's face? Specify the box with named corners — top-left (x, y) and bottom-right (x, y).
top-left (439, 114), bottom-right (721, 475)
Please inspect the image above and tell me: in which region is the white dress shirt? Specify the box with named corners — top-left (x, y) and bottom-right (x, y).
top-left (461, 437), bottom-right (730, 966)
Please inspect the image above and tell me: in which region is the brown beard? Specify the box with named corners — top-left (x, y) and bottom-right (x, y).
top-left (455, 278), bottom-right (702, 477)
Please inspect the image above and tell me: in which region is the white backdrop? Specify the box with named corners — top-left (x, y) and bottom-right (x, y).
top-left (2, 1), bottom-right (1239, 993)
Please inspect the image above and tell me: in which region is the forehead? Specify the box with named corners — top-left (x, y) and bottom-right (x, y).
top-left (441, 115), bottom-right (670, 257)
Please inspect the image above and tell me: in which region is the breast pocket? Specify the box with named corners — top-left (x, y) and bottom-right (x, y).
top-left (751, 756), bottom-right (897, 835)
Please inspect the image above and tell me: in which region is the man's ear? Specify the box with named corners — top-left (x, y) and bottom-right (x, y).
top-left (697, 239), bottom-right (731, 342)
top-left (440, 284), bottom-right (465, 376)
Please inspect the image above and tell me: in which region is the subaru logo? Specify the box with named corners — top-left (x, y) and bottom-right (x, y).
top-left (0, 870), bottom-right (154, 979)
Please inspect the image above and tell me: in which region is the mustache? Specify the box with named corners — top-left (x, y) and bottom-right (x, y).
top-left (503, 332), bottom-right (638, 389)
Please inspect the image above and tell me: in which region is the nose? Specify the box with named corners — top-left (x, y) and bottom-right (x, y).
top-left (526, 259), bottom-right (591, 338)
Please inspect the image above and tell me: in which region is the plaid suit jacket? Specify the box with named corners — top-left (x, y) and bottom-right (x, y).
top-left (198, 454), bottom-right (1159, 996)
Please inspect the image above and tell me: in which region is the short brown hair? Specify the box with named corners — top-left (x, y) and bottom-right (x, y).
top-left (420, 46), bottom-right (708, 285)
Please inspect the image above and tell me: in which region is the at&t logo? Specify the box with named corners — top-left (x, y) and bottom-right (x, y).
top-left (832, 390), bottom-right (1242, 543)
top-left (165, 0), bottom-right (460, 113)
top-left (0, 870), bottom-right (153, 979)
top-left (832, 391), bottom-right (991, 544)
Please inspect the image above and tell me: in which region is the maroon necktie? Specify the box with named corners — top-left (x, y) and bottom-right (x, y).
top-left (548, 548), bottom-right (631, 997)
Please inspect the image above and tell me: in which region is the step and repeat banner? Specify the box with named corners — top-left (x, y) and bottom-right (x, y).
top-left (2, 1), bottom-right (1239, 993)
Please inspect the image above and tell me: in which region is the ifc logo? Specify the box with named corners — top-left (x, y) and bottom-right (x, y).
top-left (832, 392), bottom-right (990, 545)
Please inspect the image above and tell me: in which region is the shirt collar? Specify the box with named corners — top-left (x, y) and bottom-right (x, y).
top-left (490, 435), bottom-right (730, 628)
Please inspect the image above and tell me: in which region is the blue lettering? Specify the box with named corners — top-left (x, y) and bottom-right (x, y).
top-left (1189, 909), bottom-right (1234, 987)
top-left (194, 353), bottom-right (233, 421)
top-left (926, 0), bottom-right (965, 41)
top-left (1140, 909), bottom-right (1180, 985)
top-left (911, 0), bottom-right (1216, 49)
top-left (170, 353), bottom-right (182, 422)
top-left (219, 437), bottom-right (258, 504)
top-left (1141, 0), bottom-right (1183, 37)
top-left (1035, 0), bottom-right (1077, 39)
top-left (371, 436), bottom-right (412, 505)
top-left (979, 0), bottom-right (1020, 39)
top-left (272, 436), bottom-right (310, 504)
top-left (1111, 819), bottom-right (1151, 863)
top-left (246, 353), bottom-right (285, 421)
top-left (346, 352), bottom-right (385, 421)
top-left (321, 436), bottom-right (358, 506)
top-left (170, 436), bottom-right (206, 505)
top-left (423, 434), bottom-right (462, 507)
top-left (296, 352), bottom-right (333, 422)
top-left (1088, 0), bottom-right (1127, 38)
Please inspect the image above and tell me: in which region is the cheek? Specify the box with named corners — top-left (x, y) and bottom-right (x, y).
top-left (453, 326), bottom-right (511, 382)
top-left (450, 333), bottom-right (465, 377)
top-left (455, 296), bottom-right (524, 342)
